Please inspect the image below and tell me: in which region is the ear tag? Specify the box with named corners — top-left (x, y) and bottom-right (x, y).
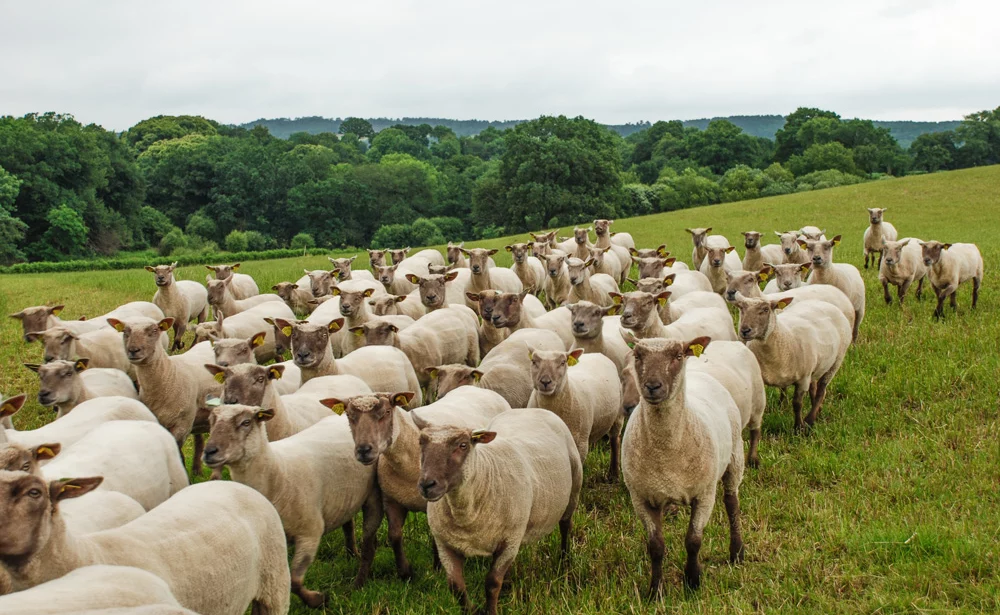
top-left (213, 372), bottom-right (225, 384)
top-left (689, 343), bottom-right (705, 357)
top-left (269, 367), bottom-right (282, 379)
top-left (329, 403), bottom-right (345, 415)
top-left (206, 397), bottom-right (222, 407)
top-left (657, 297), bottom-right (668, 307)
top-left (37, 446), bottom-right (55, 457)
top-left (472, 372), bottom-right (481, 383)
top-left (567, 355), bottom-right (579, 367)
top-left (281, 326), bottom-right (292, 337)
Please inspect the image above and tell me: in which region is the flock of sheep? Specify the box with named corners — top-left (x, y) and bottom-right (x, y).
top-left (0, 210), bottom-right (985, 615)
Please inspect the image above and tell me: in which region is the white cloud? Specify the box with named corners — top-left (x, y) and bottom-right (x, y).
top-left (0, 0), bottom-right (996, 130)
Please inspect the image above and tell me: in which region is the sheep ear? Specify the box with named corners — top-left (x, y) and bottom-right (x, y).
top-left (471, 370), bottom-right (483, 383)
top-left (655, 291), bottom-right (672, 307)
top-left (144, 266), bottom-right (155, 272)
top-left (444, 271), bottom-right (459, 282)
top-left (204, 364), bottom-right (226, 383)
top-left (487, 249), bottom-right (499, 256)
top-left (157, 318), bottom-right (174, 332)
top-left (686, 336), bottom-right (711, 358)
top-left (628, 248), bottom-right (639, 256)
top-left (24, 363), bottom-right (41, 373)
top-left (799, 263), bottom-right (812, 274)
top-left (50, 476), bottom-right (103, 502)
top-left (391, 392), bottom-right (415, 407)
top-left (797, 239), bottom-right (808, 250)
top-left (23, 332), bottom-right (44, 343)
top-left (270, 285), bottom-right (279, 291)
top-left (471, 430), bottom-right (497, 444)
top-left (609, 292), bottom-right (622, 305)
top-left (625, 277), bottom-right (637, 286)
top-left (663, 274), bottom-right (675, 286)
top-left (504, 245), bottom-right (513, 252)
top-left (465, 292), bottom-right (480, 303)
top-left (231, 263), bottom-right (240, 271)
top-left (9, 310), bottom-right (25, 320)
top-left (774, 231), bottom-right (784, 237)
top-left (274, 318), bottom-right (293, 338)
top-left (898, 239), bottom-right (910, 247)
top-left (330, 287), bottom-right (342, 296)
top-left (567, 348), bottom-right (584, 366)
top-left (0, 394), bottom-right (27, 418)
top-left (942, 243), bottom-right (952, 250)
top-left (725, 246), bottom-right (735, 253)
top-left (250, 332), bottom-right (267, 348)
top-left (363, 288), bottom-right (375, 298)
top-left (329, 318), bottom-right (344, 333)
top-left (405, 274), bottom-right (421, 284)
top-left (267, 365), bottom-right (284, 380)
top-left (424, 367), bottom-right (439, 380)
top-left (619, 328), bottom-right (638, 348)
top-left (664, 257), bottom-right (677, 266)
top-left (74, 359), bottom-right (89, 372)
top-left (320, 398), bottom-right (345, 414)
top-left (349, 327), bottom-right (365, 337)
top-left (831, 235), bottom-right (842, 246)
top-left (605, 304), bottom-right (621, 316)
top-left (34, 443), bottom-right (61, 461)
top-left (255, 408), bottom-right (275, 422)
top-left (583, 258), bottom-right (594, 268)
top-left (388, 324), bottom-right (399, 333)
top-left (772, 296), bottom-right (794, 310)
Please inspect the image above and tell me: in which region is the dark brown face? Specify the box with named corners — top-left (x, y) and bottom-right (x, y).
top-left (367, 250), bottom-right (387, 269)
top-left (567, 301), bottom-right (604, 338)
top-left (725, 271), bottom-right (761, 302)
top-left (446, 244), bottom-right (464, 265)
top-left (290, 322), bottom-right (332, 367)
top-left (206, 279), bottom-right (229, 305)
top-left (336, 289), bottom-right (371, 318)
top-left (921, 241), bottom-right (946, 267)
top-left (507, 243), bottom-right (530, 264)
top-left (113, 318), bottom-right (171, 364)
top-left (388, 249), bottom-right (409, 265)
top-left (212, 363), bottom-right (283, 406)
top-left (742, 231), bottom-right (761, 249)
top-left (618, 291), bottom-right (659, 329)
top-left (487, 293), bottom-right (524, 328)
top-left (308, 271), bottom-right (335, 297)
top-left (341, 395), bottom-right (396, 465)
top-left (147, 264), bottom-right (175, 287)
top-left (637, 257), bottom-right (666, 280)
top-left (0, 471), bottom-right (51, 558)
top-left (203, 404), bottom-right (272, 468)
top-left (417, 425), bottom-right (476, 501)
top-left (544, 254), bottom-right (567, 278)
top-left (10, 306), bottom-right (64, 342)
top-left (474, 290), bottom-right (502, 323)
top-left (593, 219), bottom-right (611, 236)
top-left (271, 282), bottom-right (298, 302)
top-left (266, 318), bottom-right (291, 358)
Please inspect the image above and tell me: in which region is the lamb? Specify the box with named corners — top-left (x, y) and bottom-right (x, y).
top-left (405, 269), bottom-right (472, 311)
top-left (368, 292), bottom-right (427, 321)
top-left (328, 255), bottom-right (376, 281)
top-left (108, 317), bottom-right (221, 473)
top-left (592, 219), bottom-right (635, 279)
top-left (278, 318), bottom-right (423, 407)
top-left (774, 230), bottom-right (808, 265)
top-left (686, 227), bottom-right (733, 270)
top-left (484, 289), bottom-right (577, 350)
top-left (919, 240), bottom-right (984, 319)
top-left (206, 277), bottom-right (283, 318)
top-left (614, 290), bottom-right (737, 342)
top-left (879, 238), bottom-right (928, 306)
top-left (467, 289), bottom-right (548, 354)
top-left (566, 301), bottom-right (632, 374)
top-left (527, 348), bottom-right (623, 480)
top-left (734, 294), bottom-right (851, 431)
top-left (0, 476), bottom-right (291, 615)
top-left (741, 231), bottom-right (784, 272)
top-left (699, 244), bottom-right (743, 294)
top-left (506, 242), bottom-right (547, 293)
top-left (204, 263), bottom-right (259, 299)
top-left (622, 336), bottom-right (745, 594)
top-left (724, 268), bottom-right (856, 332)
top-left (462, 248), bottom-right (524, 310)
top-left (24, 359), bottom-right (137, 417)
top-left (862, 208), bottom-right (898, 269)
top-left (203, 404), bottom-right (380, 605)
top-left (350, 306), bottom-right (480, 386)
top-left (26, 325), bottom-right (166, 378)
top-left (326, 388), bottom-right (509, 580)
top-left (413, 407), bottom-right (581, 615)
top-left (298, 269), bottom-right (335, 297)
top-left (271, 282), bottom-right (316, 316)
top-left (542, 253), bottom-right (573, 308)
top-left (146, 263), bottom-right (209, 350)
top-left (1, 395), bottom-right (156, 449)
top-left (0, 565), bottom-right (189, 614)
top-left (376, 260), bottom-right (431, 295)
top-left (799, 235), bottom-right (866, 340)
top-left (366, 248), bottom-right (389, 271)
top-left (566, 257), bottom-right (620, 306)
top-left (428, 328), bottom-right (566, 408)
top-left (265, 291), bottom-right (347, 359)
top-left (11, 301), bottom-right (164, 341)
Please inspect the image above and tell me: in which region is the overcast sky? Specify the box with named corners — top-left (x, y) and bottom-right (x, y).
top-left (1, 0), bottom-right (997, 131)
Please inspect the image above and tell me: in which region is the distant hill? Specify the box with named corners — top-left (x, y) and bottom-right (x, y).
top-left (239, 115), bottom-right (961, 148)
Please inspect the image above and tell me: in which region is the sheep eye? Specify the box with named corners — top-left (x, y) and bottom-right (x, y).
top-left (21, 462), bottom-right (30, 471)
top-left (27, 488), bottom-right (41, 498)
top-left (458, 442), bottom-right (468, 450)
top-left (240, 419), bottom-right (251, 427)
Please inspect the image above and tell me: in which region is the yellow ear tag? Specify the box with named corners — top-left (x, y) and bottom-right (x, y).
top-left (567, 355), bottom-right (579, 367)
top-left (112, 322), bottom-right (125, 332)
top-left (393, 394), bottom-right (410, 407)
top-left (657, 297), bottom-right (668, 307)
top-left (281, 326), bottom-right (292, 337)
top-left (252, 335), bottom-right (265, 347)
top-left (612, 295), bottom-right (622, 305)
top-left (689, 343), bottom-right (704, 357)
top-left (329, 403), bottom-right (345, 415)
top-left (353, 329), bottom-right (365, 337)
top-left (51, 307), bottom-right (63, 316)
top-left (268, 367), bottom-right (282, 380)
top-left (232, 264), bottom-right (240, 271)
top-left (428, 369), bottom-right (439, 380)
top-left (75, 360), bottom-right (87, 371)
top-left (213, 372), bottom-right (225, 384)
top-left (255, 411), bottom-right (269, 420)
top-left (61, 483), bottom-right (81, 492)
top-left (37, 446), bottom-right (55, 458)
top-left (472, 372), bottom-right (481, 383)
top-left (665, 278), bottom-right (674, 286)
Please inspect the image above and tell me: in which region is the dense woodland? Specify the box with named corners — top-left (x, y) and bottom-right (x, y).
top-left (0, 107), bottom-right (997, 266)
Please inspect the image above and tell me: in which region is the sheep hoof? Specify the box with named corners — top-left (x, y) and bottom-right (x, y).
top-left (746, 455), bottom-right (760, 469)
top-left (299, 588), bottom-right (326, 609)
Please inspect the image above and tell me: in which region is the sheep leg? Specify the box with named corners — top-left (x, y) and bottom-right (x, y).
top-left (290, 533), bottom-right (325, 608)
top-left (685, 493), bottom-right (714, 590)
top-left (191, 433), bottom-right (204, 476)
top-left (864, 251), bottom-right (870, 269)
top-left (791, 383), bottom-right (806, 433)
top-left (746, 429), bottom-right (761, 469)
top-left (606, 418), bottom-right (622, 483)
top-left (384, 498), bottom-right (413, 579)
top-left (171, 322), bottom-right (185, 351)
top-left (341, 520), bottom-right (358, 557)
top-left (634, 498), bottom-right (665, 600)
top-left (882, 279), bottom-right (892, 305)
top-left (438, 542), bottom-right (471, 613)
top-left (806, 374), bottom-right (832, 427)
top-left (483, 543), bottom-right (518, 615)
top-left (897, 279), bottom-right (912, 306)
top-left (950, 291), bottom-right (958, 311)
top-left (722, 467), bottom-right (745, 564)
top-left (915, 277), bottom-right (925, 300)
top-left (877, 251), bottom-right (884, 270)
top-left (973, 277), bottom-right (981, 309)
top-left (354, 489), bottom-right (383, 588)
top-left (197, 305), bottom-right (209, 324)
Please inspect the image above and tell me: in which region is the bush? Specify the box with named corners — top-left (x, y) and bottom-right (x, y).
top-left (243, 230), bottom-right (272, 252)
top-left (158, 227), bottom-right (188, 256)
top-left (290, 232), bottom-right (315, 250)
top-left (185, 211), bottom-right (217, 240)
top-left (135, 206), bottom-right (174, 248)
top-left (426, 217), bottom-right (465, 241)
top-left (36, 204), bottom-right (89, 261)
top-left (370, 218), bottom-right (446, 249)
top-left (225, 230), bottom-right (249, 252)
top-left (0, 248), bottom-right (335, 275)
top-left (794, 169), bottom-right (866, 191)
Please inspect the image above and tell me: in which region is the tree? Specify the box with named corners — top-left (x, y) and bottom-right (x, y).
top-left (0, 164), bottom-right (27, 264)
top-left (125, 115), bottom-right (219, 154)
top-left (774, 108), bottom-right (841, 161)
top-left (371, 218), bottom-right (446, 249)
top-left (225, 230), bottom-right (249, 252)
top-left (339, 117), bottom-right (375, 141)
top-left (955, 107), bottom-right (1000, 167)
top-left (37, 204), bottom-right (89, 260)
top-left (787, 142), bottom-right (859, 176)
top-left (910, 131), bottom-right (958, 172)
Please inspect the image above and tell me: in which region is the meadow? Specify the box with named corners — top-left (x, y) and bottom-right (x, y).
top-left (1, 166), bottom-right (998, 614)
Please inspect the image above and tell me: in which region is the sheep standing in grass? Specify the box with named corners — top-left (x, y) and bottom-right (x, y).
top-left (862, 208), bottom-right (898, 269)
top-left (367, 248), bottom-right (389, 271)
top-left (741, 231), bottom-right (784, 272)
top-left (527, 348), bottom-right (623, 480)
top-left (146, 263), bottom-right (208, 350)
top-left (204, 263), bottom-right (259, 299)
top-left (724, 269), bottom-right (856, 332)
top-left (271, 281), bottom-right (316, 316)
top-left (699, 244), bottom-right (743, 295)
top-left (463, 248), bottom-right (524, 308)
top-left (735, 295), bottom-right (851, 431)
top-left (622, 336), bottom-right (745, 595)
top-left (405, 270), bottom-right (473, 312)
top-left (566, 257), bottom-right (620, 306)
top-left (193, 301), bottom-right (296, 363)
top-left (592, 219), bottom-right (633, 284)
top-left (542, 253), bottom-right (573, 308)
top-left (774, 231), bottom-right (808, 265)
top-left (413, 407), bottom-right (581, 615)
top-left (204, 404), bottom-right (381, 605)
top-left (10, 301), bottom-right (164, 340)
top-left (26, 325), bottom-right (166, 377)
top-left (206, 277), bottom-right (283, 318)
top-left (566, 301), bottom-right (630, 373)
top-left (1, 395), bottom-right (156, 449)
top-left (24, 359), bottom-right (136, 417)
top-left (879, 238), bottom-right (928, 306)
top-left (686, 227), bottom-right (733, 270)
top-left (800, 235), bottom-right (866, 340)
top-left (328, 388), bottom-right (509, 579)
top-left (919, 240), bottom-right (984, 319)
top-left (506, 242), bottom-right (547, 293)
top-left (0, 475), bottom-right (291, 615)
top-left (484, 289), bottom-right (576, 350)
top-left (588, 246), bottom-right (625, 287)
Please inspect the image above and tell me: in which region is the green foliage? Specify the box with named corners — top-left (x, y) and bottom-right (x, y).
top-left (339, 117), bottom-right (375, 140)
top-left (426, 216), bottom-right (465, 240)
top-left (185, 210), bottom-right (217, 240)
top-left (34, 205), bottom-right (89, 261)
top-left (243, 230), bottom-right (272, 251)
top-left (224, 230), bottom-right (249, 253)
top-left (794, 169), bottom-right (865, 191)
top-left (910, 131), bottom-right (958, 172)
top-left (371, 218), bottom-right (446, 249)
top-left (788, 142), bottom-right (859, 176)
top-left (0, 247), bottom-right (332, 274)
top-left (290, 232), bottom-right (315, 250)
top-left (158, 227), bottom-right (188, 256)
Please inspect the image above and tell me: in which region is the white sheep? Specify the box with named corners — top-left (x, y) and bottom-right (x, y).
top-left (26, 324), bottom-right (166, 376)
top-left (919, 240), bottom-right (984, 319)
top-left (761, 263), bottom-right (809, 294)
top-left (413, 407), bottom-right (582, 615)
top-left (265, 289), bottom-right (350, 359)
top-left (375, 257), bottom-right (433, 295)
top-left (587, 246), bottom-right (625, 287)
top-left (686, 227), bottom-right (734, 270)
top-left (204, 263), bottom-right (259, 299)
top-left (862, 208), bottom-right (898, 269)
top-left (333, 285), bottom-right (414, 355)
top-left (541, 253), bottom-right (573, 308)
top-left (271, 281), bottom-right (316, 316)
top-left (447, 242), bottom-right (495, 269)
top-left (193, 300), bottom-right (295, 363)
top-left (389, 247), bottom-right (446, 267)
top-left (633, 255), bottom-right (690, 279)
top-left (0, 476), bottom-right (291, 615)
top-left (613, 290), bottom-right (737, 342)
top-left (798, 226), bottom-right (826, 240)
top-left (506, 242), bottom-right (547, 293)
top-left (0, 565), bottom-right (188, 614)
top-left (481, 289), bottom-right (577, 350)
top-left (632, 275), bottom-right (719, 324)
top-left (24, 359), bottom-right (137, 417)
top-left (557, 227), bottom-right (595, 260)
top-left (566, 301), bottom-right (631, 374)
top-left (10, 301), bottom-right (164, 341)
top-left (622, 336), bottom-right (745, 594)
top-left (879, 238), bottom-right (928, 306)
top-left (328, 255), bottom-right (377, 282)
top-left (146, 263), bottom-right (209, 350)
top-left (774, 230), bottom-right (808, 264)
top-left (724, 268), bottom-right (856, 333)
top-left (468, 289), bottom-right (547, 354)
top-left (204, 404), bottom-right (380, 605)
top-left (698, 243), bottom-right (743, 295)
top-left (741, 231), bottom-right (784, 272)
top-left (405, 269), bottom-right (473, 312)
top-left (206, 277), bottom-right (283, 319)
top-left (799, 235), bottom-right (866, 340)
top-left (1, 395), bottom-right (156, 449)
top-left (368, 291), bottom-right (427, 321)
top-left (734, 294), bottom-right (851, 431)
top-left (462, 248), bottom-right (524, 310)
top-left (592, 219), bottom-right (633, 284)
top-left (566, 257), bottom-right (620, 306)
top-left (527, 348), bottom-right (623, 481)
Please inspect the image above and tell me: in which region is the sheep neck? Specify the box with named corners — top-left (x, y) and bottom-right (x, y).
top-left (300, 346), bottom-right (339, 383)
top-left (632, 376), bottom-right (693, 452)
top-left (56, 377), bottom-right (88, 417)
top-left (343, 303), bottom-right (372, 330)
top-left (637, 309), bottom-right (668, 339)
top-left (3, 512), bottom-right (96, 591)
top-left (868, 221), bottom-right (886, 243)
top-left (259, 385), bottom-right (294, 441)
top-left (747, 315), bottom-right (793, 369)
top-left (133, 343), bottom-right (184, 411)
top-left (468, 269), bottom-right (493, 293)
top-left (438, 447), bottom-right (500, 527)
top-left (808, 261), bottom-right (837, 284)
top-left (212, 287), bottom-right (240, 317)
top-left (227, 434), bottom-right (289, 505)
top-left (595, 233), bottom-right (613, 249)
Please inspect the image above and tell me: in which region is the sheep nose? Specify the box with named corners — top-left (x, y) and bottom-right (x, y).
top-left (644, 382), bottom-right (661, 394)
top-left (426, 294), bottom-right (437, 302)
top-left (419, 479), bottom-right (437, 494)
top-left (573, 322), bottom-right (585, 332)
top-left (472, 266), bottom-right (481, 273)
top-left (204, 445), bottom-right (219, 457)
top-left (540, 377), bottom-right (552, 387)
top-left (812, 256), bottom-right (822, 264)
top-left (784, 248), bottom-right (792, 255)
top-left (924, 259), bottom-right (932, 266)
top-left (355, 444), bottom-right (372, 459)
top-left (726, 291), bottom-right (736, 301)
top-left (296, 352), bottom-right (310, 361)
top-left (740, 327), bottom-right (753, 339)
top-left (43, 355), bottom-right (56, 363)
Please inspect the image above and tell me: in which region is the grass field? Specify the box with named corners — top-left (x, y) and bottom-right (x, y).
top-left (2, 166), bottom-right (999, 614)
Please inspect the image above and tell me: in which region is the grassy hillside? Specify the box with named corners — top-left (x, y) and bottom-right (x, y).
top-left (1, 166), bottom-right (998, 613)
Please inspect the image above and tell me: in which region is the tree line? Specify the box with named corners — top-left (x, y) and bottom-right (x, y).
top-left (0, 106), bottom-right (997, 265)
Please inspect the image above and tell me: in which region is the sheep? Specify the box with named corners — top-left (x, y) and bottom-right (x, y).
top-left (541, 252), bottom-right (573, 308)
top-left (633, 255), bottom-right (690, 279)
top-left (389, 247), bottom-right (446, 267)
top-left (11, 301), bottom-right (165, 341)
top-left (699, 244), bottom-right (743, 295)
top-left (204, 263), bottom-right (259, 299)
top-left (462, 248), bottom-right (524, 310)
top-left (333, 286), bottom-right (381, 355)
top-left (2, 395), bottom-right (156, 449)
top-left (206, 277), bottom-right (283, 318)
top-left (265, 291), bottom-right (347, 360)
top-left (862, 208), bottom-right (898, 269)
top-left (724, 268), bottom-right (856, 332)
top-left (686, 227), bottom-right (733, 270)
top-left (799, 235), bottom-right (866, 340)
top-left (566, 257), bottom-right (620, 306)
top-left (366, 248), bottom-right (389, 271)
top-left (326, 387), bottom-right (509, 580)
top-left (328, 255), bottom-right (376, 282)
top-left (566, 301), bottom-right (632, 374)
top-left (271, 282), bottom-right (316, 316)
top-left (0, 565), bottom-right (189, 614)
top-left (25, 325), bottom-right (160, 378)
top-left (592, 220), bottom-right (632, 285)
top-left (919, 240), bottom-right (984, 319)
top-left (799, 226), bottom-right (827, 241)
top-left (483, 288), bottom-right (577, 350)
top-left (879, 239), bottom-right (928, 306)
top-left (587, 246), bottom-right (625, 287)
top-left (506, 242), bottom-right (547, 293)
top-left (194, 302), bottom-right (296, 364)
top-left (632, 273), bottom-right (717, 323)
top-left (629, 245), bottom-right (668, 260)
top-left (376, 260), bottom-right (430, 295)
top-left (207, 334), bottom-right (301, 397)
top-left (0, 476), bottom-right (291, 615)
top-left (527, 348), bottom-right (623, 480)
top-left (529, 238), bottom-right (566, 260)
top-left (405, 269), bottom-right (473, 312)
top-left (1, 420), bottom-right (187, 511)
top-left (593, 217), bottom-right (635, 253)
top-left (368, 292), bottom-right (427, 321)
top-left (529, 229), bottom-right (560, 252)
top-left (278, 318), bottom-right (423, 407)
top-left (350, 306), bottom-right (480, 387)
top-left (761, 263), bottom-right (810, 294)
top-left (203, 404), bottom-right (380, 604)
top-left (297, 269), bottom-right (336, 297)
top-left (622, 336), bottom-right (745, 594)
top-left (146, 263), bottom-right (209, 350)
top-left (24, 359), bottom-right (137, 418)
top-left (735, 294), bottom-right (851, 431)
top-left (467, 289), bottom-right (547, 354)
top-left (413, 407), bottom-right (581, 615)
top-left (557, 227), bottom-right (593, 260)
top-left (108, 317), bottom-right (221, 473)
top-left (774, 230), bottom-right (808, 265)
top-left (613, 290), bottom-right (737, 342)
top-left (741, 231), bottom-right (784, 272)
top-left (428, 328), bottom-right (566, 408)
